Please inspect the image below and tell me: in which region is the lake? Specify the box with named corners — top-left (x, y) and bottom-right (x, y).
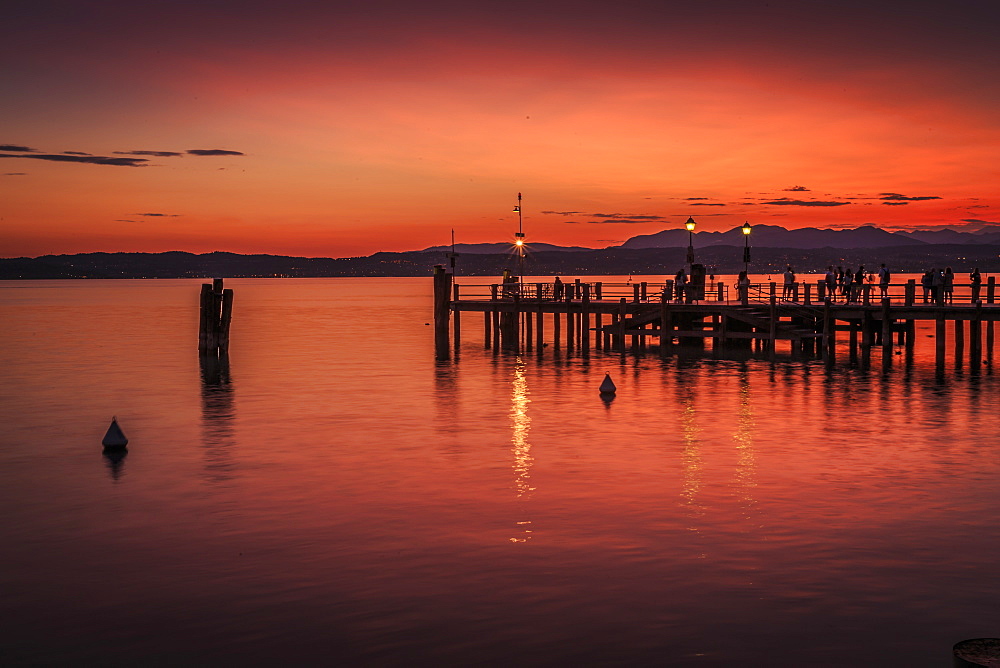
top-left (1, 277), bottom-right (998, 666)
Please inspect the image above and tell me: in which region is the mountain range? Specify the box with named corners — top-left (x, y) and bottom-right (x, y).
top-left (6, 225), bottom-right (1000, 279)
top-left (423, 224), bottom-right (1000, 253)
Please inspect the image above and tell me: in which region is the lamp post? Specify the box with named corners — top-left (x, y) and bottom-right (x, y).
top-left (685, 216), bottom-right (696, 268)
top-left (741, 221), bottom-right (752, 275)
top-left (514, 192), bottom-right (525, 287)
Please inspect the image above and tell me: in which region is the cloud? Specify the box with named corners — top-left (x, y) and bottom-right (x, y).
top-left (115, 150), bottom-right (184, 157)
top-left (883, 201), bottom-right (908, 206)
top-left (879, 193), bottom-right (941, 201)
top-left (685, 197), bottom-right (710, 200)
top-left (541, 210), bottom-right (584, 215)
top-left (762, 198), bottom-right (850, 207)
top-left (187, 149), bottom-right (244, 156)
top-left (4, 172), bottom-right (27, 176)
top-left (564, 219), bottom-right (657, 224)
top-left (0, 144), bottom-right (36, 152)
top-left (689, 202), bottom-right (726, 206)
top-left (134, 212), bottom-right (180, 217)
top-left (782, 185), bottom-right (811, 191)
top-left (590, 213), bottom-right (667, 220)
top-left (962, 219), bottom-right (1000, 225)
top-left (63, 151), bottom-right (92, 156)
top-left (0, 153), bottom-right (147, 166)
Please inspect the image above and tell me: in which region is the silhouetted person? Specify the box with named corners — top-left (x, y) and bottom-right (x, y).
top-left (737, 270), bottom-right (750, 303)
top-left (553, 276), bottom-right (564, 301)
top-left (674, 268), bottom-right (687, 302)
top-left (824, 266), bottom-right (837, 302)
top-left (943, 267), bottom-right (954, 303)
top-left (931, 268), bottom-right (944, 304)
top-left (877, 263), bottom-right (891, 298)
top-left (782, 266), bottom-right (795, 300)
top-left (921, 270), bottom-right (933, 303)
top-left (844, 267), bottom-right (854, 303)
top-left (971, 268), bottom-right (983, 302)
top-left (854, 266), bottom-right (866, 301)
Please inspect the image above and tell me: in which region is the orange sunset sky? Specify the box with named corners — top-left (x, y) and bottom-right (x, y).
top-left (3, 0), bottom-right (1000, 258)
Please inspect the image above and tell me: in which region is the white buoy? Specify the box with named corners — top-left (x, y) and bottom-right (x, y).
top-left (599, 373), bottom-right (616, 394)
top-left (102, 417), bottom-right (128, 450)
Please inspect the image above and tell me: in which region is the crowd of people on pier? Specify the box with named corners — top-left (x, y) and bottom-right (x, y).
top-left (662, 264), bottom-right (987, 304)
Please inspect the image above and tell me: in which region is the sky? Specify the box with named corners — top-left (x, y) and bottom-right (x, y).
top-left (3, 0), bottom-right (1000, 258)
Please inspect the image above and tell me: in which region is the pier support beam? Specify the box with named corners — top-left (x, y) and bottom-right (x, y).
top-left (432, 265), bottom-right (453, 360)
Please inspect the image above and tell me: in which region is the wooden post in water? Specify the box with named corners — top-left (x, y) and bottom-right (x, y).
top-left (988, 276), bottom-right (996, 304)
top-left (581, 284), bottom-right (591, 353)
top-left (484, 311), bottom-right (491, 349)
top-left (768, 292), bottom-right (777, 358)
top-left (881, 299), bottom-right (893, 355)
top-left (199, 278), bottom-right (233, 354)
top-left (553, 306), bottom-right (561, 350)
top-left (617, 298), bottom-right (627, 353)
top-left (822, 299), bottom-right (834, 362)
top-left (536, 307), bottom-right (544, 353)
top-left (936, 313), bottom-right (947, 367)
top-left (971, 301), bottom-right (982, 367)
top-left (954, 317), bottom-right (965, 367)
top-left (566, 308), bottom-right (574, 352)
top-left (432, 265), bottom-right (452, 360)
top-left (524, 307), bottom-right (533, 353)
top-left (452, 283), bottom-right (461, 353)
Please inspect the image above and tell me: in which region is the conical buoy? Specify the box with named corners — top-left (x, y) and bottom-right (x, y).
top-left (102, 417), bottom-right (128, 450)
top-left (599, 373), bottom-right (616, 394)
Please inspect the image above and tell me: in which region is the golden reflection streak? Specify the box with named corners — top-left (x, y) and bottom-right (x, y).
top-left (732, 375), bottom-right (758, 519)
top-left (510, 357), bottom-right (534, 542)
top-left (680, 399), bottom-right (705, 530)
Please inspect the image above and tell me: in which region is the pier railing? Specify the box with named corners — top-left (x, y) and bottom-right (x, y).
top-left (452, 277), bottom-right (998, 307)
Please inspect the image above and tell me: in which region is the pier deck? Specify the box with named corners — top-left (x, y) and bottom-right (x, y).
top-left (432, 268), bottom-right (999, 367)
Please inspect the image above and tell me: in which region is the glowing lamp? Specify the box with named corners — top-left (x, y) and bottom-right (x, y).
top-left (742, 222), bottom-right (752, 235)
top-left (685, 217), bottom-right (696, 232)
top-left (515, 239), bottom-right (524, 247)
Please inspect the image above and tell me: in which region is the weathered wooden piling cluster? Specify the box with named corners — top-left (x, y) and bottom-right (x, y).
top-left (432, 266), bottom-right (999, 369)
top-left (198, 278), bottom-right (234, 354)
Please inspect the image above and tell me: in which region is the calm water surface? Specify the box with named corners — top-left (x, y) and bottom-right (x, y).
top-left (1, 277), bottom-right (998, 666)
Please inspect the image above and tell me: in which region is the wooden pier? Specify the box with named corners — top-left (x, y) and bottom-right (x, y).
top-left (432, 265), bottom-right (998, 368)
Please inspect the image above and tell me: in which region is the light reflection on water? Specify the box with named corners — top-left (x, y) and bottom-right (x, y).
top-left (1, 277), bottom-right (999, 666)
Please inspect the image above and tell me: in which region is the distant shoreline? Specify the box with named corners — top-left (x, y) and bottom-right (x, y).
top-left (2, 245), bottom-right (999, 280)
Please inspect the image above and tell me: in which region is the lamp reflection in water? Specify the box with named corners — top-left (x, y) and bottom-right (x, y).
top-left (732, 369), bottom-right (758, 519)
top-left (510, 357), bottom-right (535, 542)
top-left (680, 398), bottom-right (705, 533)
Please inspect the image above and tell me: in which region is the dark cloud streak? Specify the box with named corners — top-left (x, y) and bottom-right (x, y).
top-left (762, 198), bottom-right (849, 207)
top-left (115, 150), bottom-right (184, 157)
top-left (187, 149), bottom-right (244, 156)
top-left (0, 153), bottom-right (148, 166)
top-left (879, 192), bottom-right (941, 201)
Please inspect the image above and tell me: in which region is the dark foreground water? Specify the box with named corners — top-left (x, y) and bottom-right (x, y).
top-left (1, 277), bottom-right (998, 666)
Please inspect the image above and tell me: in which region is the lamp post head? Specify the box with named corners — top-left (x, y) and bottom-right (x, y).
top-left (685, 217), bottom-right (696, 232)
top-left (742, 221), bottom-right (752, 235)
